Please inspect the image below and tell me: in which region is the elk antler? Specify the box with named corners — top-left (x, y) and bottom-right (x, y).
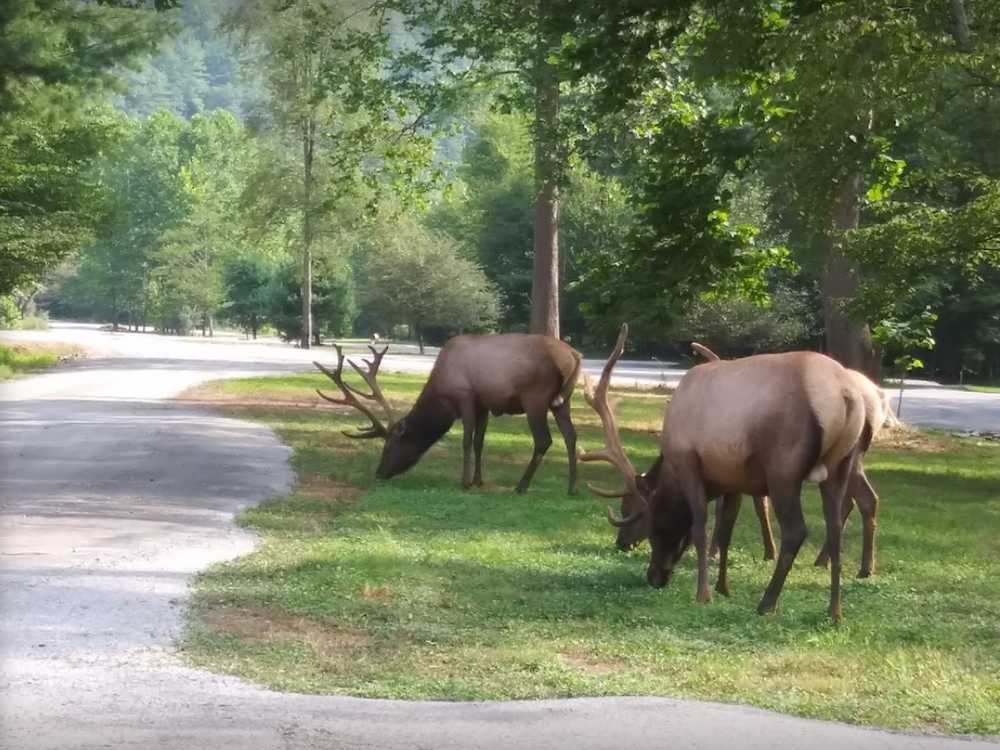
top-left (578, 323), bottom-right (649, 526)
top-left (314, 344), bottom-right (396, 439)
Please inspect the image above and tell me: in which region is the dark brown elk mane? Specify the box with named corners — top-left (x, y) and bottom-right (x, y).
top-left (316, 333), bottom-right (582, 493)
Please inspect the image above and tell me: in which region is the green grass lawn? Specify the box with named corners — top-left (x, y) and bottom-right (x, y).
top-left (183, 372), bottom-right (1000, 735)
top-left (0, 342), bottom-right (71, 380)
top-left (967, 384), bottom-right (1000, 394)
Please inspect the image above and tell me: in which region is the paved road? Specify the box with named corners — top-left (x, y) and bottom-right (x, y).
top-left (2, 324), bottom-right (998, 749)
top-left (6, 322), bottom-right (999, 431)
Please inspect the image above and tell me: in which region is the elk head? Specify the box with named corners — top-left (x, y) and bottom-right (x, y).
top-left (579, 323), bottom-right (653, 552)
top-left (314, 344), bottom-right (415, 478)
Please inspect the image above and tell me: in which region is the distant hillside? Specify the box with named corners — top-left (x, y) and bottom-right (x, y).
top-left (118, 0), bottom-right (262, 120)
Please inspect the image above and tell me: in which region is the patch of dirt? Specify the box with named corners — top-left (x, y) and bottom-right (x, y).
top-left (175, 386), bottom-right (327, 410)
top-left (558, 649), bottom-right (626, 676)
top-left (202, 606), bottom-right (372, 650)
top-left (359, 584), bottom-right (394, 602)
top-left (873, 424), bottom-right (952, 453)
top-left (296, 474), bottom-right (362, 503)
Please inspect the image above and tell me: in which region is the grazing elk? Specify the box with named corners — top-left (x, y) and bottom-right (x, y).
top-left (581, 324), bottom-right (886, 620)
top-left (693, 343), bottom-right (889, 578)
top-left (315, 335), bottom-right (582, 493)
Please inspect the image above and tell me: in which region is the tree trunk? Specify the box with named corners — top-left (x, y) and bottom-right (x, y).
top-left (822, 174), bottom-right (880, 379)
top-left (529, 11), bottom-right (560, 339)
top-left (951, 0), bottom-right (973, 51)
top-left (300, 116), bottom-right (315, 350)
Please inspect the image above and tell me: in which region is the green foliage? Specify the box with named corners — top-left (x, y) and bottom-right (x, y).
top-left (356, 213), bottom-right (500, 342)
top-left (669, 293), bottom-right (816, 358)
top-left (0, 0), bottom-right (176, 295)
top-left (0, 294), bottom-right (20, 328)
top-left (0, 342), bottom-right (58, 379)
top-left (267, 256), bottom-right (356, 343)
top-left (120, 0), bottom-right (262, 120)
top-left (223, 254), bottom-right (275, 338)
top-left (873, 309), bottom-right (938, 376)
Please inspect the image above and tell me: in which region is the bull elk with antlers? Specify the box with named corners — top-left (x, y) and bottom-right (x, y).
top-left (581, 324), bottom-right (888, 620)
top-left (315, 334), bottom-right (582, 493)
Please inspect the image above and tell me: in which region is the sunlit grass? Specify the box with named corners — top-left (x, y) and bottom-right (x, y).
top-left (184, 372), bottom-right (1000, 735)
top-left (0, 342), bottom-right (69, 379)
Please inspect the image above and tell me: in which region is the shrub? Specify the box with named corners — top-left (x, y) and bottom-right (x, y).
top-left (0, 296), bottom-right (21, 329)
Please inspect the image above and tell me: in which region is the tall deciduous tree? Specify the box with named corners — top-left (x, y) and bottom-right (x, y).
top-left (357, 214), bottom-right (499, 353)
top-left (228, 0), bottom-right (434, 348)
top-left (0, 0), bottom-right (175, 295)
top-left (388, 0), bottom-right (585, 337)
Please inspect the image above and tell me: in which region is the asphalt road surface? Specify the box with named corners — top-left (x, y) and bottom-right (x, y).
top-left (1, 323), bottom-right (997, 749)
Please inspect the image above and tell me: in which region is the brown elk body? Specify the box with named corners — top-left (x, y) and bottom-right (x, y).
top-left (318, 335), bottom-right (582, 493)
top-left (694, 344), bottom-right (889, 577)
top-left (582, 325), bottom-right (881, 620)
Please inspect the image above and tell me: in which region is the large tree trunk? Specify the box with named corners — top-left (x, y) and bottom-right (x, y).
top-left (300, 117), bottom-right (315, 350)
top-left (822, 175), bottom-right (880, 379)
top-left (951, 0), bottom-right (972, 51)
top-left (529, 12), bottom-right (560, 339)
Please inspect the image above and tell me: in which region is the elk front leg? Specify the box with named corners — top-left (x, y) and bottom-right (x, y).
top-left (753, 495), bottom-right (776, 561)
top-left (715, 494), bottom-right (742, 596)
top-left (515, 406), bottom-right (552, 494)
top-left (551, 400), bottom-right (577, 495)
top-left (679, 465), bottom-right (711, 603)
top-left (472, 409), bottom-right (489, 487)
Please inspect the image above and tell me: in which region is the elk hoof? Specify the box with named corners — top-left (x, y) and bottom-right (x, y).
top-left (829, 605), bottom-right (843, 623)
top-left (763, 549), bottom-right (776, 562)
top-left (514, 484), bottom-right (528, 495)
top-left (646, 566), bottom-right (668, 588)
top-left (814, 554), bottom-right (830, 569)
top-left (857, 567), bottom-right (873, 579)
top-left (715, 580), bottom-right (731, 597)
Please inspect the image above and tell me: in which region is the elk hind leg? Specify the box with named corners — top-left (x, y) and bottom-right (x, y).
top-left (757, 481), bottom-right (807, 616)
top-left (459, 401), bottom-right (478, 489)
top-left (753, 495), bottom-right (777, 561)
top-left (472, 409), bottom-right (489, 487)
top-left (820, 453), bottom-right (857, 623)
top-left (709, 497), bottom-right (723, 558)
top-left (550, 400), bottom-right (577, 495)
top-left (851, 468), bottom-right (879, 578)
top-left (515, 406), bottom-right (552, 494)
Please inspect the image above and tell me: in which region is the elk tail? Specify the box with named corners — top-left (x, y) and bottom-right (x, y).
top-left (691, 342), bottom-right (721, 362)
top-left (552, 349), bottom-right (583, 408)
